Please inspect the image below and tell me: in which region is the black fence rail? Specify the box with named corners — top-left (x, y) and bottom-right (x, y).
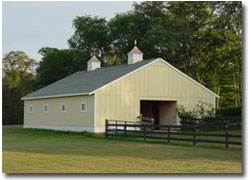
top-left (180, 117), bottom-right (241, 126)
top-left (105, 120), bottom-right (242, 148)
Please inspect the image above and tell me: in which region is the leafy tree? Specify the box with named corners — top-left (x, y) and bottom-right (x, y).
top-left (35, 48), bottom-right (87, 89)
top-left (218, 2), bottom-right (242, 107)
top-left (41, 1), bottom-right (241, 108)
top-left (108, 12), bottom-right (138, 65)
top-left (2, 2), bottom-right (242, 125)
top-left (108, 2), bottom-right (170, 64)
top-left (68, 16), bottom-right (110, 62)
top-left (2, 51), bottom-right (37, 125)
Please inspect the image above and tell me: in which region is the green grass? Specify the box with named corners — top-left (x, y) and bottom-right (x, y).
top-left (2, 125), bottom-right (242, 173)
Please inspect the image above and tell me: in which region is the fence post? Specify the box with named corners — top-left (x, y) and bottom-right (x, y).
top-left (144, 124), bottom-right (146, 141)
top-left (124, 121), bottom-right (127, 137)
top-left (193, 125), bottom-right (197, 146)
top-left (116, 121), bottom-right (118, 134)
top-left (105, 119), bottom-right (108, 138)
top-left (225, 125), bottom-right (229, 148)
top-left (167, 126), bottom-right (170, 142)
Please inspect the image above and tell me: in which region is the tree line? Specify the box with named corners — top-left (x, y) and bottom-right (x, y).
top-left (2, 1), bottom-right (242, 125)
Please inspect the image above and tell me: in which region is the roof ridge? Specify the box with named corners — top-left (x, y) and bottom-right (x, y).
top-left (77, 58), bottom-right (156, 73)
top-left (21, 58), bottom-right (158, 100)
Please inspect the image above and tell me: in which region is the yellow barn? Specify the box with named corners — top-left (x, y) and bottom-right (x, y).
top-left (22, 45), bottom-right (219, 133)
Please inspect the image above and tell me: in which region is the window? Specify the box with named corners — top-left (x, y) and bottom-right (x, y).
top-left (61, 103), bottom-right (66, 112)
top-left (81, 102), bottom-right (86, 112)
top-left (44, 104), bottom-right (48, 113)
top-left (29, 105), bottom-right (33, 113)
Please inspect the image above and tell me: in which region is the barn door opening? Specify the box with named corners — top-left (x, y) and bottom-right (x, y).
top-left (140, 101), bottom-right (159, 129)
top-left (140, 100), bottom-right (177, 129)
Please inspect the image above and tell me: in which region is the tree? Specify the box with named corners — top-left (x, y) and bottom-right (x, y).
top-left (108, 12), bottom-right (138, 65)
top-left (108, 2), bottom-right (170, 64)
top-left (219, 2), bottom-right (242, 107)
top-left (2, 51), bottom-right (37, 125)
top-left (201, 2), bottom-right (242, 107)
top-left (35, 48), bottom-right (86, 89)
top-left (43, 1), bottom-right (241, 108)
top-left (68, 16), bottom-right (110, 62)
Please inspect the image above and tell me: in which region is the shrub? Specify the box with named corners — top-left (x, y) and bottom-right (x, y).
top-left (177, 102), bottom-right (241, 125)
top-left (215, 106), bottom-right (241, 124)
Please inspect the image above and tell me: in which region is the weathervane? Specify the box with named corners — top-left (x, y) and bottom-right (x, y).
top-left (134, 40), bottom-right (137, 46)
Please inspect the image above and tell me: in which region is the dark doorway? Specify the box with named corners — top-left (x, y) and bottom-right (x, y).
top-left (140, 100), bottom-right (177, 129)
top-left (140, 101), bottom-right (159, 129)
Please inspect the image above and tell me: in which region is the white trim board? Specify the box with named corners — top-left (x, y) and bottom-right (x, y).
top-left (21, 92), bottom-right (91, 100)
top-left (94, 127), bottom-right (105, 133)
top-left (91, 58), bottom-right (219, 98)
top-left (94, 93), bottom-right (97, 127)
top-left (90, 59), bottom-right (159, 94)
top-left (214, 96), bottom-right (216, 115)
top-left (21, 60), bottom-right (158, 101)
top-left (22, 58), bottom-right (219, 100)
top-left (23, 125), bottom-right (99, 133)
top-left (158, 58), bottom-right (220, 98)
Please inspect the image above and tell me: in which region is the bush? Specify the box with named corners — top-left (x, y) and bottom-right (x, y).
top-left (216, 106), bottom-right (241, 118)
top-left (177, 102), bottom-right (241, 126)
top-left (177, 101), bottom-right (215, 119)
top-left (215, 106), bottom-right (241, 124)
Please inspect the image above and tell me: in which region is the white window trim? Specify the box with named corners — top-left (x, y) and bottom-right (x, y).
top-left (44, 104), bottom-right (48, 113)
top-left (81, 102), bottom-right (86, 112)
top-left (61, 103), bottom-right (66, 112)
top-left (29, 105), bottom-right (33, 113)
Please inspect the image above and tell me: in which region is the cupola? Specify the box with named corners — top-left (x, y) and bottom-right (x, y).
top-left (127, 40), bottom-right (143, 65)
top-left (87, 55), bottom-right (101, 71)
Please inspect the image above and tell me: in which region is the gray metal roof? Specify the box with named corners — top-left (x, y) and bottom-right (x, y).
top-left (22, 58), bottom-right (157, 100)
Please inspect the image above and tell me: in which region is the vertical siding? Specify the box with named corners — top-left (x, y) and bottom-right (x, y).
top-left (96, 59), bottom-right (215, 127)
top-left (24, 95), bottom-right (94, 127)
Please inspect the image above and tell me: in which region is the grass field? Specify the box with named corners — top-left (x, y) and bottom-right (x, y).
top-left (2, 125), bottom-right (242, 173)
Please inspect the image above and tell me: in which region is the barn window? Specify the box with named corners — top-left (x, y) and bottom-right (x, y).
top-left (29, 105), bottom-right (33, 113)
top-left (44, 104), bottom-right (48, 113)
top-left (81, 102), bottom-right (86, 112)
top-left (61, 103), bottom-right (66, 112)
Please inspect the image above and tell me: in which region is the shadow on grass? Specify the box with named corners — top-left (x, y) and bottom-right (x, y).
top-left (2, 126), bottom-right (242, 165)
top-left (18, 127), bottom-right (241, 151)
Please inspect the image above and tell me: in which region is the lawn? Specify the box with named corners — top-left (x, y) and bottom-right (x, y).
top-left (2, 125), bottom-right (242, 173)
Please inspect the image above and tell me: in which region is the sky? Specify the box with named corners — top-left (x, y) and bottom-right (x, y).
top-left (2, 1), bottom-right (134, 61)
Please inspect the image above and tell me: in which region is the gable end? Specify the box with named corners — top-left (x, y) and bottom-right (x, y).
top-left (92, 58), bottom-right (219, 98)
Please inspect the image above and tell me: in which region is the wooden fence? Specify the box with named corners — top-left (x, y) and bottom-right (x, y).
top-left (105, 120), bottom-right (242, 148)
top-left (180, 117), bottom-right (241, 126)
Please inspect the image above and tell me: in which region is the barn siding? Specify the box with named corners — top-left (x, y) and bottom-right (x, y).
top-left (96, 59), bottom-right (215, 127)
top-left (24, 95), bottom-right (95, 128)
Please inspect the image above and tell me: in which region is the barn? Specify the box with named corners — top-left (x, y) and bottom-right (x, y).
top-left (22, 44), bottom-right (219, 133)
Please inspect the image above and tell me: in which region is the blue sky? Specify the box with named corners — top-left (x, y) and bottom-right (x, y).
top-left (2, 1), bottom-right (134, 61)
